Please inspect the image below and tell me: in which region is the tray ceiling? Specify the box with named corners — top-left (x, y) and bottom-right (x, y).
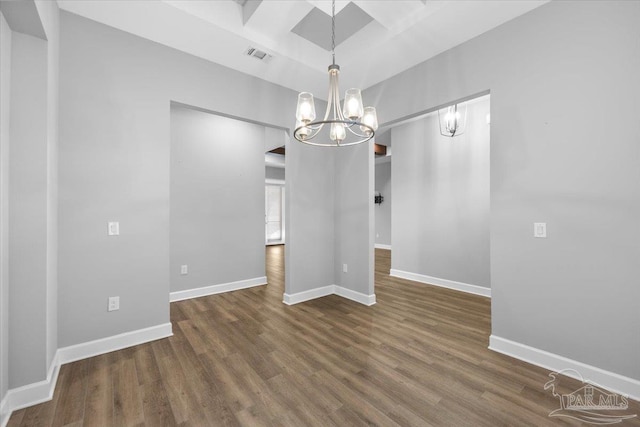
top-left (58, 0), bottom-right (549, 98)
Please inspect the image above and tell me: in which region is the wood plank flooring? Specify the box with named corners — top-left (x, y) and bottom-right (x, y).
top-left (9, 246), bottom-right (640, 426)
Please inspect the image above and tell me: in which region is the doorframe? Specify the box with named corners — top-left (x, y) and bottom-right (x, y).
top-left (265, 178), bottom-right (285, 246)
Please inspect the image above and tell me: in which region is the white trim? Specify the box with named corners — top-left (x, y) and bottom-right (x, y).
top-left (58, 323), bottom-right (173, 365)
top-left (389, 269), bottom-right (491, 298)
top-left (334, 286), bottom-right (376, 306)
top-left (489, 335), bottom-right (640, 401)
top-left (265, 178), bottom-right (285, 185)
top-left (0, 396), bottom-right (7, 427)
top-left (0, 352), bottom-right (60, 426)
top-left (170, 277), bottom-right (267, 302)
top-left (374, 243), bottom-right (392, 250)
top-left (283, 285), bottom-right (376, 306)
top-left (283, 285), bottom-right (334, 305)
top-left (0, 406), bottom-right (7, 427)
top-left (0, 323), bottom-right (173, 425)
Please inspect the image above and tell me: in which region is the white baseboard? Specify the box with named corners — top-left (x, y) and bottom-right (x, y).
top-left (374, 243), bottom-right (392, 250)
top-left (0, 351), bottom-right (60, 426)
top-left (0, 397), bottom-right (7, 427)
top-left (334, 286), bottom-right (376, 306)
top-left (389, 269), bottom-right (491, 298)
top-left (489, 335), bottom-right (640, 401)
top-left (284, 285), bottom-right (376, 306)
top-left (283, 285), bottom-right (335, 305)
top-left (58, 323), bottom-right (173, 365)
top-left (0, 323), bottom-right (173, 426)
top-left (170, 276), bottom-right (267, 302)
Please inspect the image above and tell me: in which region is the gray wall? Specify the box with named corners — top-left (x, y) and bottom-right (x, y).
top-left (170, 105), bottom-right (265, 293)
top-left (265, 166), bottom-right (285, 182)
top-left (374, 161), bottom-right (391, 247)
top-left (285, 140), bottom-right (373, 299)
top-left (58, 11), bottom-right (299, 348)
top-left (334, 142), bottom-right (374, 296)
top-left (285, 142), bottom-right (336, 295)
top-left (32, 0), bottom-right (61, 381)
top-left (264, 127), bottom-right (287, 153)
top-left (365, 1), bottom-right (640, 379)
top-left (0, 10), bottom-right (11, 407)
top-left (0, 0), bottom-right (60, 392)
top-left (1, 0), bottom-right (60, 396)
top-left (8, 31), bottom-right (49, 389)
top-left (392, 97), bottom-right (490, 287)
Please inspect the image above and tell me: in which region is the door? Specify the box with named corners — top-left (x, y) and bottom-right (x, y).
top-left (265, 185), bottom-right (285, 244)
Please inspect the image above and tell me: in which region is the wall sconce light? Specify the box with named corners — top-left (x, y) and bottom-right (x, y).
top-left (438, 103), bottom-right (467, 137)
top-left (374, 191), bottom-right (384, 205)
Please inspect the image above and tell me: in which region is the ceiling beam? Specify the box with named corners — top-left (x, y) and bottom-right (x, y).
top-left (374, 143), bottom-right (387, 156)
top-left (0, 0), bottom-right (46, 40)
top-left (242, 0), bottom-right (263, 25)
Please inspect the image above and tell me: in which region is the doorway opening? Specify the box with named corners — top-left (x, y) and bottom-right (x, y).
top-left (264, 142), bottom-right (286, 296)
top-left (265, 184), bottom-right (285, 245)
top-left (375, 93), bottom-right (491, 299)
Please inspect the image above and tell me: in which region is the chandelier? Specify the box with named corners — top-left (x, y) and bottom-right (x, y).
top-left (294, 0), bottom-right (378, 147)
top-left (438, 103), bottom-right (467, 137)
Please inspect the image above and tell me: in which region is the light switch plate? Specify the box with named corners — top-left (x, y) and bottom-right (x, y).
top-left (108, 221), bottom-right (120, 236)
top-left (180, 265), bottom-right (188, 275)
top-left (534, 222), bottom-right (547, 238)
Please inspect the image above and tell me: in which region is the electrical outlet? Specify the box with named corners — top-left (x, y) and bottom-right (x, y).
top-left (343, 263), bottom-right (348, 273)
top-left (108, 296), bottom-right (120, 311)
top-left (108, 221), bottom-right (119, 236)
top-left (534, 222), bottom-right (547, 238)
top-left (180, 265), bottom-right (188, 275)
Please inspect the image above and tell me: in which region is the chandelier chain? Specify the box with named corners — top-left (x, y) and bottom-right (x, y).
top-left (331, 0), bottom-right (336, 65)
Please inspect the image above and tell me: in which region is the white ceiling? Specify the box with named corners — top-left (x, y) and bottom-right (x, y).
top-left (58, 0), bottom-right (548, 99)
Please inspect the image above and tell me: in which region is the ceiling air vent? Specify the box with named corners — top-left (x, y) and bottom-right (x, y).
top-left (245, 47), bottom-right (271, 62)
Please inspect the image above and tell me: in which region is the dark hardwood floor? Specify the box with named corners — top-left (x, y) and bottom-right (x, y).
top-left (9, 246), bottom-right (639, 426)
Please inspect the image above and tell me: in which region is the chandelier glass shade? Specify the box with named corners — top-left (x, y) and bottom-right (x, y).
top-left (438, 103), bottom-right (467, 137)
top-left (294, 1), bottom-right (378, 147)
